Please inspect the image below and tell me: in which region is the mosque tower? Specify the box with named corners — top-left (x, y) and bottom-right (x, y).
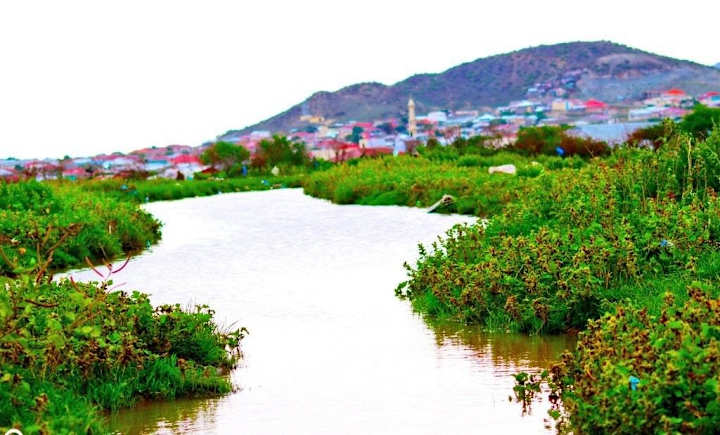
top-left (408, 97), bottom-right (417, 137)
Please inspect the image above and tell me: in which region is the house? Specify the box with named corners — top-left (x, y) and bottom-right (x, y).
top-left (585, 99), bottom-right (607, 113)
top-left (699, 92), bottom-right (720, 107)
top-left (427, 111), bottom-right (448, 123)
top-left (0, 167), bottom-right (19, 182)
top-left (551, 99), bottom-right (570, 113)
top-left (62, 167), bottom-right (89, 180)
top-left (171, 155), bottom-right (205, 179)
top-left (143, 159), bottom-right (170, 172)
top-left (628, 106), bottom-right (664, 121)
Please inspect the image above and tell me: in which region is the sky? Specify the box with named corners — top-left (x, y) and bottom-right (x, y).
top-left (0, 0), bottom-right (718, 159)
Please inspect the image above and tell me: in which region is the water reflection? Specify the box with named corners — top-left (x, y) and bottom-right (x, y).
top-left (109, 397), bottom-right (221, 435)
top-left (429, 321), bottom-right (575, 370)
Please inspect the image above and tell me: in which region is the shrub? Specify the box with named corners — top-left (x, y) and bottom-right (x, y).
top-left (516, 286), bottom-right (720, 434)
top-left (398, 127), bottom-right (720, 333)
top-left (511, 126), bottom-right (609, 157)
top-left (0, 277), bottom-right (244, 432)
top-left (0, 181), bottom-right (161, 276)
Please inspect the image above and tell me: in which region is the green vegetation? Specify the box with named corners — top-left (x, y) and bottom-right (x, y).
top-left (514, 286), bottom-right (720, 433)
top-left (397, 129), bottom-right (720, 333)
top-left (200, 141), bottom-right (250, 175)
top-left (79, 175), bottom-right (303, 204)
top-left (251, 135), bottom-right (312, 170)
top-left (511, 125), bottom-right (608, 157)
top-left (0, 175), bottom-right (293, 432)
top-left (0, 176), bottom-right (302, 277)
top-left (0, 181), bottom-right (161, 277)
top-left (303, 149), bottom-right (581, 216)
top-left (306, 119), bottom-right (720, 431)
top-left (678, 105), bottom-right (720, 139)
top-left (0, 274), bottom-right (244, 433)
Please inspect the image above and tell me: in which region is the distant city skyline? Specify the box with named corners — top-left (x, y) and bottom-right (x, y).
top-left (0, 0), bottom-right (718, 159)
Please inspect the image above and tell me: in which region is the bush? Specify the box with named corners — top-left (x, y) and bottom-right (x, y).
top-left (0, 277), bottom-right (244, 432)
top-left (517, 286), bottom-right (720, 434)
top-left (511, 125), bottom-right (609, 157)
top-left (0, 181), bottom-right (161, 276)
top-left (679, 105), bottom-right (720, 139)
top-left (398, 127), bottom-right (720, 333)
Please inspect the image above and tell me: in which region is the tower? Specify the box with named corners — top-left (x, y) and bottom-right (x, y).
top-left (408, 97), bottom-right (417, 137)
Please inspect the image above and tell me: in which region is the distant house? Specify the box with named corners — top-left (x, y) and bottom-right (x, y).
top-left (143, 159), bottom-right (170, 172)
top-left (171, 155), bottom-right (205, 179)
top-left (628, 106), bottom-right (665, 121)
top-left (585, 99), bottom-right (607, 113)
top-left (699, 92), bottom-right (720, 107)
top-left (551, 99), bottom-right (570, 113)
top-left (427, 111), bottom-right (448, 123)
top-left (0, 167), bottom-right (19, 182)
top-left (62, 167), bottom-right (89, 180)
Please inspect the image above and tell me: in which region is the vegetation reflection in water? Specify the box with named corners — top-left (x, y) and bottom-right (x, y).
top-left (108, 396), bottom-right (222, 435)
top-left (110, 320), bottom-right (574, 434)
top-left (427, 321), bottom-right (576, 370)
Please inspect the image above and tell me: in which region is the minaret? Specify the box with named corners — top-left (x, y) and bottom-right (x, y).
top-left (408, 97), bottom-right (417, 137)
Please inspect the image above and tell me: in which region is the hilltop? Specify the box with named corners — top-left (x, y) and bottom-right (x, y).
top-left (230, 41), bottom-right (720, 135)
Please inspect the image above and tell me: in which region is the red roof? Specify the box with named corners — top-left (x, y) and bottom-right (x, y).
top-left (62, 168), bottom-right (87, 176)
top-left (585, 99), bottom-right (607, 109)
top-left (700, 91), bottom-right (720, 99)
top-left (171, 155), bottom-right (201, 165)
top-left (664, 88), bottom-right (686, 96)
top-left (353, 122), bottom-right (373, 129)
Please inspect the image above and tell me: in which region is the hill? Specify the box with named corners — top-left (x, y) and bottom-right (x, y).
top-left (228, 41), bottom-right (720, 136)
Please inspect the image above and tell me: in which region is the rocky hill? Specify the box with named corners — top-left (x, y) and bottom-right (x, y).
top-left (230, 41), bottom-right (720, 135)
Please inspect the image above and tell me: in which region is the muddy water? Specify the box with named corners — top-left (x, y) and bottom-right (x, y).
top-left (68, 188), bottom-right (573, 434)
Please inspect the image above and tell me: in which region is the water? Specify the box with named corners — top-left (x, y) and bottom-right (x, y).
top-left (67, 188), bottom-right (573, 434)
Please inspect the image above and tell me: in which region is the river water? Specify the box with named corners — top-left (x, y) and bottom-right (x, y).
top-left (67, 189), bottom-right (573, 434)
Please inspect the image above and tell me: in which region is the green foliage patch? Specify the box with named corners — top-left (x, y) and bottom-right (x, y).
top-left (0, 277), bottom-right (244, 433)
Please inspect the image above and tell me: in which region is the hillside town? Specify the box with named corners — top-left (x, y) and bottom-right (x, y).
top-left (2, 87), bottom-right (719, 182)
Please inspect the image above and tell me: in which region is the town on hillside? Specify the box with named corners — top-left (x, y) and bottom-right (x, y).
top-left (2, 87), bottom-right (719, 182)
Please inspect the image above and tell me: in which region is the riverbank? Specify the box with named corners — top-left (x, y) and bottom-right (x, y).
top-left (305, 128), bottom-right (720, 431)
top-left (0, 175), bottom-right (301, 277)
top-left (302, 150), bottom-right (583, 216)
top-left (69, 189), bottom-right (552, 434)
top-left (0, 277), bottom-right (244, 433)
top-left (0, 177), bottom-right (297, 433)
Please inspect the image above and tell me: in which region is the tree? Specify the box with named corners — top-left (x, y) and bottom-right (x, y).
top-left (345, 126), bottom-right (364, 144)
top-left (513, 126), bottom-right (567, 155)
top-left (253, 135), bottom-right (309, 168)
top-left (377, 122), bottom-right (395, 135)
top-left (679, 105), bottom-right (720, 139)
top-left (200, 141), bottom-right (250, 172)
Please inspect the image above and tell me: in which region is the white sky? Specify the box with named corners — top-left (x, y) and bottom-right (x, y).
top-left (0, 0), bottom-right (718, 159)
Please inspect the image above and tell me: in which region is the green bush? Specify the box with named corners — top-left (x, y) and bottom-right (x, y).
top-left (303, 154), bottom-right (551, 216)
top-left (0, 277), bottom-right (244, 433)
top-left (516, 286), bottom-right (720, 434)
top-left (0, 181), bottom-right (161, 276)
top-left (398, 128), bottom-right (720, 333)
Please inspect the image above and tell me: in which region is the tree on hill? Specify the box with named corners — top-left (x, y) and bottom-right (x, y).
top-left (200, 141), bottom-right (250, 172)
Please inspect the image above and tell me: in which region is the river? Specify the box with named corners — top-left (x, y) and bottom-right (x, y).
top-left (66, 188), bottom-right (573, 434)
